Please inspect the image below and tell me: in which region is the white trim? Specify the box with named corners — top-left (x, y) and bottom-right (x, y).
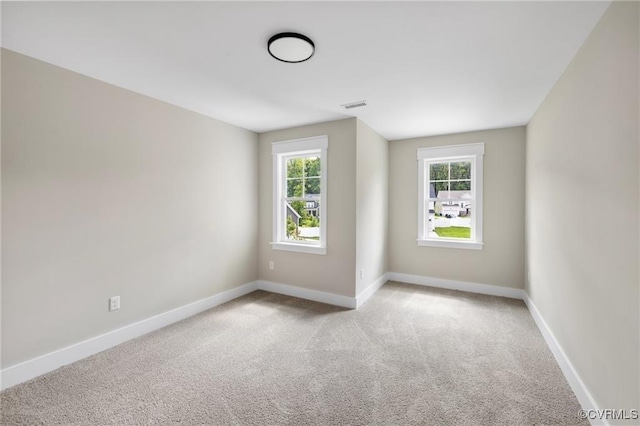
top-left (271, 135), bottom-right (328, 154)
top-left (1, 271), bottom-right (601, 426)
top-left (257, 280), bottom-right (356, 309)
top-left (0, 280), bottom-right (357, 391)
top-left (273, 151), bottom-right (280, 247)
top-left (417, 239), bottom-right (483, 250)
top-left (355, 273), bottom-right (388, 308)
top-left (417, 143), bottom-right (484, 249)
top-left (387, 272), bottom-right (525, 299)
top-left (475, 152), bottom-right (484, 243)
top-left (523, 295), bottom-right (606, 426)
top-left (272, 135), bottom-right (328, 253)
top-left (388, 271), bottom-right (602, 424)
top-left (319, 148), bottom-right (328, 246)
top-left (270, 242), bottom-right (327, 255)
top-left (0, 281), bottom-right (259, 391)
top-left (417, 156), bottom-right (426, 243)
top-left (417, 142), bottom-right (484, 159)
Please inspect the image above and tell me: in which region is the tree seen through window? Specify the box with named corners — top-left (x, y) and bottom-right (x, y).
top-left (285, 156), bottom-right (321, 240)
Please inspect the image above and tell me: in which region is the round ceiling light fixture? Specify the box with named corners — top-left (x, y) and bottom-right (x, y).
top-left (268, 32), bottom-right (315, 63)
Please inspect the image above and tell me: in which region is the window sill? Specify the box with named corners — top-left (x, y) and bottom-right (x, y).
top-left (271, 242), bottom-right (327, 255)
top-left (417, 239), bottom-right (483, 250)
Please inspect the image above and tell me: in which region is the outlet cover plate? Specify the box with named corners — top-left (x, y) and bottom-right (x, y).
top-left (109, 296), bottom-right (120, 311)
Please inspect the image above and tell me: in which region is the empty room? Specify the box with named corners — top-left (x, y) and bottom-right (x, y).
top-left (1, 1), bottom-right (638, 425)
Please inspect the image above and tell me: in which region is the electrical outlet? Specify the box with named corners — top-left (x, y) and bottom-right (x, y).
top-left (360, 269), bottom-right (364, 280)
top-left (269, 261), bottom-right (274, 270)
top-left (109, 296), bottom-right (120, 312)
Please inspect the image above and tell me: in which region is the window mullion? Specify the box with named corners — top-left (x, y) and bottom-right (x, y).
top-left (302, 158), bottom-right (306, 197)
top-left (471, 158), bottom-right (476, 240)
top-left (417, 145), bottom-right (483, 249)
top-left (272, 136), bottom-right (328, 253)
top-left (447, 161), bottom-right (451, 196)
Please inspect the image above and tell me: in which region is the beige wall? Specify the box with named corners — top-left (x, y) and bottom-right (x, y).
top-left (389, 127), bottom-right (525, 289)
top-left (1, 50), bottom-right (259, 368)
top-left (258, 119), bottom-right (357, 297)
top-left (0, 24), bottom-right (4, 374)
top-left (526, 1), bottom-right (639, 411)
top-left (355, 120), bottom-right (388, 295)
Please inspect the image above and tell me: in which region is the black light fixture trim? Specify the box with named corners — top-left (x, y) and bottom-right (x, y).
top-left (268, 32), bottom-right (315, 63)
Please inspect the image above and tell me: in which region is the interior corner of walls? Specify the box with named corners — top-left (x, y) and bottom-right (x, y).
top-left (355, 272), bottom-right (388, 308)
top-left (354, 118), bottom-right (388, 145)
top-left (257, 280), bottom-right (356, 309)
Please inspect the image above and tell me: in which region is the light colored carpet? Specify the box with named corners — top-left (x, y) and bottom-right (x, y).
top-left (1, 281), bottom-right (586, 425)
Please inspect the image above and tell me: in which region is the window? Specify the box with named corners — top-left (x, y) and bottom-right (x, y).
top-left (417, 143), bottom-right (484, 250)
top-left (272, 136), bottom-right (328, 255)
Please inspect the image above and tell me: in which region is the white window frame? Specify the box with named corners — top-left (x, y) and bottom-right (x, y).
top-left (271, 135), bottom-right (328, 255)
top-left (417, 143), bottom-right (484, 250)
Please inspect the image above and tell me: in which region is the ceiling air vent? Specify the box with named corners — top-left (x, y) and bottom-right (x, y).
top-left (341, 100), bottom-right (367, 110)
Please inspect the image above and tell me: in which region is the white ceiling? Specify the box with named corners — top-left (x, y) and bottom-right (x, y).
top-left (2, 1), bottom-right (610, 140)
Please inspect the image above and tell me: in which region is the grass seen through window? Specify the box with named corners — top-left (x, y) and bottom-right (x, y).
top-left (434, 226), bottom-right (470, 239)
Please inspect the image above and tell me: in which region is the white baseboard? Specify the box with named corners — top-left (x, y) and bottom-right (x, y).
top-left (355, 273), bottom-right (388, 308)
top-left (0, 279), bottom-right (364, 391)
top-left (387, 272), bottom-right (525, 299)
top-left (388, 272), bottom-right (602, 423)
top-left (523, 295), bottom-right (606, 426)
top-left (256, 280), bottom-right (356, 309)
top-left (0, 281), bottom-right (259, 391)
top-left (2, 272), bottom-right (603, 426)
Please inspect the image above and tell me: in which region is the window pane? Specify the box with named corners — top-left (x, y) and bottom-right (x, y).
top-left (287, 179), bottom-right (303, 197)
top-left (284, 199), bottom-right (320, 242)
top-left (430, 163), bottom-right (448, 181)
top-left (434, 181), bottom-right (449, 198)
top-left (299, 199), bottom-right (321, 242)
top-left (431, 201), bottom-right (472, 239)
top-left (304, 157), bottom-right (321, 178)
top-left (305, 178), bottom-right (321, 195)
top-left (450, 161), bottom-right (471, 180)
top-left (287, 158), bottom-right (304, 179)
top-left (450, 180), bottom-right (471, 191)
top-left (284, 200), bottom-right (302, 241)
